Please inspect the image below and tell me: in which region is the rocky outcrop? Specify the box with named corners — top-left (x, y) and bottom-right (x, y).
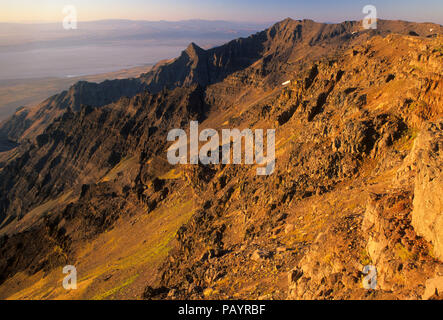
top-left (410, 121), bottom-right (443, 260)
top-left (0, 85), bottom-right (207, 231)
top-left (362, 192), bottom-right (438, 296)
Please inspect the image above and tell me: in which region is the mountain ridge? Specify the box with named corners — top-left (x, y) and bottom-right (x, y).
top-left (1, 18), bottom-right (442, 143)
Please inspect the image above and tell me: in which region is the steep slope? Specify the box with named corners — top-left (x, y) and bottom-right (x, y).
top-left (0, 84), bottom-right (207, 231)
top-left (0, 19), bottom-right (442, 300)
top-left (144, 33), bottom-right (443, 300)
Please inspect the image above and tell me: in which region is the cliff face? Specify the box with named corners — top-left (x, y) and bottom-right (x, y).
top-left (0, 19), bottom-right (442, 300)
top-left (0, 85), bottom-right (207, 230)
top-left (410, 122), bottom-right (443, 260)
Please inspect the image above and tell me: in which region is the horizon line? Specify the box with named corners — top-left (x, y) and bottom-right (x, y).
top-left (1, 17), bottom-right (442, 26)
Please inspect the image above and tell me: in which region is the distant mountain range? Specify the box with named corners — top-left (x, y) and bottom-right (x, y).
top-left (0, 19), bottom-right (270, 51)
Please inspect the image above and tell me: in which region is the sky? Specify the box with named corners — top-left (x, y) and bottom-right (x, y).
top-left (1, 0), bottom-right (442, 24)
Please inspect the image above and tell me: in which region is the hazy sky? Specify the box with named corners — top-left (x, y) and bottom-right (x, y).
top-left (1, 0), bottom-right (442, 24)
